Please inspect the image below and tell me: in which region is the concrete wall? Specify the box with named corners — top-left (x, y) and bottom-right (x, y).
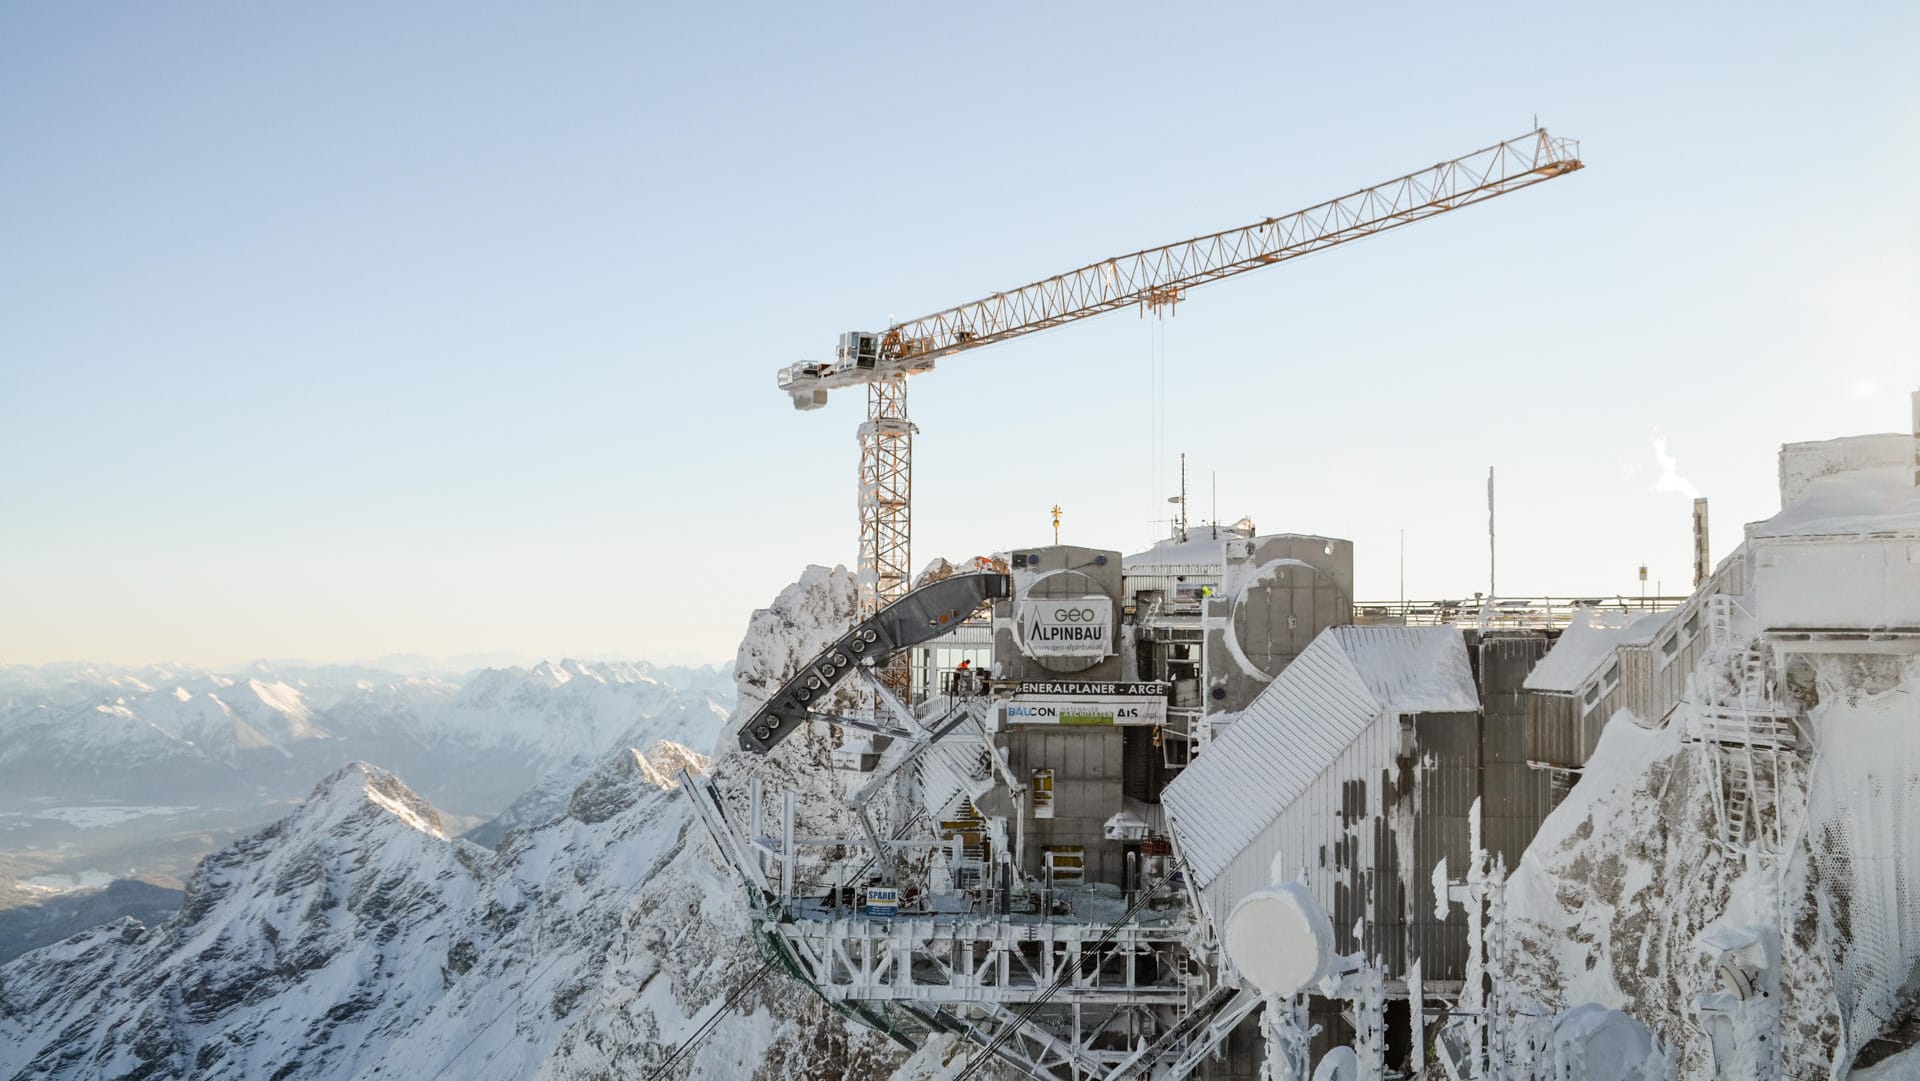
top-left (1203, 534), bottom-right (1354, 716)
top-left (998, 725), bottom-right (1127, 887)
top-left (994, 544), bottom-right (1125, 683)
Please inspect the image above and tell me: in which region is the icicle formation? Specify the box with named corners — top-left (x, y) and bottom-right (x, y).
top-left (1463, 798), bottom-right (1491, 1080)
top-left (1259, 993), bottom-right (1312, 1081)
top-left (1486, 852), bottom-right (1520, 1077)
top-left (1351, 956), bottom-right (1388, 1076)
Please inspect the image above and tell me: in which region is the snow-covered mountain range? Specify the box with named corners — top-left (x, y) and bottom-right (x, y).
top-left (0, 659), bottom-right (735, 815)
top-left (0, 568), bottom-right (966, 1081)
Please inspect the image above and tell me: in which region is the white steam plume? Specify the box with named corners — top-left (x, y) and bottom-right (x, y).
top-left (1651, 435), bottom-right (1700, 500)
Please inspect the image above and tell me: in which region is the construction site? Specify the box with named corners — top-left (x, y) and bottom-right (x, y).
top-left (679, 126), bottom-right (1920, 1079)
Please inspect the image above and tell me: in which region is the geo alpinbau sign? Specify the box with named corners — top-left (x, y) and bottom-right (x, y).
top-left (1018, 595), bottom-right (1114, 658)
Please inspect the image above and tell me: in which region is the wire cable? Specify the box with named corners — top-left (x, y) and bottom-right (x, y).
top-left (639, 956), bottom-right (780, 1080)
top-left (951, 861), bottom-right (1183, 1081)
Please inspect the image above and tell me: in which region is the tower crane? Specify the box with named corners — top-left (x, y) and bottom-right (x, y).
top-left (778, 127), bottom-right (1584, 615)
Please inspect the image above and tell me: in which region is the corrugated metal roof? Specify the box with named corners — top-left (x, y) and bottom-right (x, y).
top-left (1162, 626), bottom-right (1478, 887)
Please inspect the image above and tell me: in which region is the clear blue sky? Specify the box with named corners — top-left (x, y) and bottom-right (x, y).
top-left (2, 4), bottom-right (1914, 668)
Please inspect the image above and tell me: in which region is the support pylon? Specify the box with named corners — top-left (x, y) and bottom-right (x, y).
top-left (858, 375), bottom-right (914, 617)
top-left (858, 376), bottom-right (915, 695)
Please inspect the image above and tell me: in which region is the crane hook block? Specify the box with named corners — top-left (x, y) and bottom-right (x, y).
top-left (736, 571), bottom-right (1011, 755)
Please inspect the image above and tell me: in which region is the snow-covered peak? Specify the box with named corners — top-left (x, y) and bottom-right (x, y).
top-left (0, 572), bottom-right (901, 1081)
top-left (726, 563), bottom-right (860, 744)
top-left (527, 658), bottom-right (574, 687)
top-left (566, 741), bottom-right (711, 825)
top-left (297, 761), bottom-right (449, 839)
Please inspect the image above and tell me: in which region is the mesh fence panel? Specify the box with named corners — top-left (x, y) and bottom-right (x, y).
top-left (1804, 665), bottom-right (1920, 1061)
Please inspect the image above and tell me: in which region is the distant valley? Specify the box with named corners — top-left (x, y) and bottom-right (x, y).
top-left (0, 658), bottom-right (733, 962)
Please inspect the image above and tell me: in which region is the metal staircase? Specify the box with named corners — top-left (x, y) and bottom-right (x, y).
top-left (1697, 596), bottom-right (1799, 851)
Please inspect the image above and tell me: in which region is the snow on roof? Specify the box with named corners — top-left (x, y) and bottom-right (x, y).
top-left (1778, 432), bottom-right (1915, 505)
top-left (1523, 609), bottom-right (1672, 693)
top-left (1751, 464), bottom-right (1920, 540)
top-left (1162, 626), bottom-right (1477, 887)
top-left (1335, 625), bottom-right (1483, 714)
top-left (1122, 534), bottom-right (1230, 569)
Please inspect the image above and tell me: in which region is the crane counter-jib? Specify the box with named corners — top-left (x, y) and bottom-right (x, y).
top-left (775, 126), bottom-right (1581, 406)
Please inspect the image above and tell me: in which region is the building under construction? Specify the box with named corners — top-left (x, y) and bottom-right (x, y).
top-left (687, 515), bottom-right (1704, 1078)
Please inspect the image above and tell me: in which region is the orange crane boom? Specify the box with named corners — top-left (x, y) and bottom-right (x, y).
top-left (778, 127), bottom-right (1584, 614)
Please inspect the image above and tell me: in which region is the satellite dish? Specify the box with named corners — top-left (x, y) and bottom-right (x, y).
top-left (1311, 1047), bottom-right (1358, 1081)
top-left (1223, 882), bottom-right (1335, 997)
top-left (1717, 960), bottom-right (1754, 1001)
top-left (1550, 1004), bottom-right (1656, 1078)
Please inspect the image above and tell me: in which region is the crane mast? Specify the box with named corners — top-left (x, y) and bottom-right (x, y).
top-left (779, 127), bottom-right (1583, 614)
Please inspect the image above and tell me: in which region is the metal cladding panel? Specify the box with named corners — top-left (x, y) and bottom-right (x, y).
top-left (1198, 709), bottom-right (1482, 982)
top-left (1482, 761), bottom-right (1545, 821)
top-left (1166, 626), bottom-right (1478, 888)
top-left (1618, 645), bottom-right (1656, 722)
top-left (1166, 629), bottom-right (1378, 886)
top-left (1199, 712), bottom-right (1399, 940)
top-left (1752, 538), bottom-right (1920, 631)
top-left (1526, 692), bottom-right (1579, 767)
top-left (1410, 711), bottom-right (1479, 980)
top-left (1201, 534), bottom-right (1355, 717)
top-left (1578, 702), bottom-right (1612, 763)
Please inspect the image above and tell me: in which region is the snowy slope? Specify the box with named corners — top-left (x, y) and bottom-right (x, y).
top-left (0, 568), bottom-right (977, 1080)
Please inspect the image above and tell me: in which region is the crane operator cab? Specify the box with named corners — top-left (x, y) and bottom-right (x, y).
top-left (833, 330), bottom-right (881, 374)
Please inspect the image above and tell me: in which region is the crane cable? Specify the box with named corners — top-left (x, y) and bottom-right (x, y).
top-left (639, 957), bottom-right (780, 1080)
top-left (950, 861), bottom-right (1182, 1081)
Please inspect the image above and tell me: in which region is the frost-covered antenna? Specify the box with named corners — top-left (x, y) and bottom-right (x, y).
top-left (1487, 466), bottom-right (1497, 600)
top-left (1162, 455), bottom-right (1189, 541)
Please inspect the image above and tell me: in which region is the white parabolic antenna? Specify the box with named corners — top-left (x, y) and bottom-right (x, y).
top-left (1310, 1046), bottom-right (1358, 1081)
top-left (1222, 881), bottom-right (1335, 997)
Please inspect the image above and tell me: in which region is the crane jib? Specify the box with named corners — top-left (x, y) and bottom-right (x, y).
top-left (774, 126), bottom-right (1581, 399)
top-left (771, 126), bottom-right (1581, 658)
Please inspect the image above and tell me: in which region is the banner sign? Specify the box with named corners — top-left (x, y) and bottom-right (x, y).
top-left (1004, 681), bottom-right (1170, 727)
top-left (1018, 596), bottom-right (1114, 658)
top-left (1015, 681), bottom-right (1170, 697)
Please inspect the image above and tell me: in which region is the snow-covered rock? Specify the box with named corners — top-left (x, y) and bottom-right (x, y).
top-left (0, 568), bottom-right (960, 1080)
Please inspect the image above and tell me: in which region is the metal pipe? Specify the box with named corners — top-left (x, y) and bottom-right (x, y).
top-left (1693, 498), bottom-right (1711, 588)
top-left (781, 790), bottom-right (796, 905)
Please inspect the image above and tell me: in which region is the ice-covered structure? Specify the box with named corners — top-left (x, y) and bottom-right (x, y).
top-left (1505, 418), bottom-right (1920, 1077)
top-left (685, 393), bottom-right (1920, 1078)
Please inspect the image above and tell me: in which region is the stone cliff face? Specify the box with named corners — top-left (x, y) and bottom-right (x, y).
top-left (1502, 653), bottom-right (1920, 1075)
